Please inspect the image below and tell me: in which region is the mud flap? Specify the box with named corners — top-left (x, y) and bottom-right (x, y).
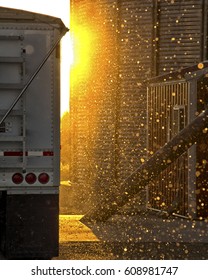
top-left (0, 193), bottom-right (59, 259)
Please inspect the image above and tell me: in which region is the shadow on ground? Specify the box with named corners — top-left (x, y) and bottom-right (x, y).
top-left (53, 214), bottom-right (208, 260)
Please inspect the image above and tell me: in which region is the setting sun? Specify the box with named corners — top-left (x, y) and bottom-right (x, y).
top-left (0, 0), bottom-right (70, 115)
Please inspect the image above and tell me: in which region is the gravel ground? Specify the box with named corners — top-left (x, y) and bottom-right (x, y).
top-left (54, 242), bottom-right (115, 260)
top-left (1, 215), bottom-right (208, 260)
top-left (53, 215), bottom-right (115, 260)
top-left (54, 215), bottom-right (208, 260)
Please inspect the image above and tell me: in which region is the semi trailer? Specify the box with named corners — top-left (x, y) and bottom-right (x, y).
top-left (0, 7), bottom-right (68, 259)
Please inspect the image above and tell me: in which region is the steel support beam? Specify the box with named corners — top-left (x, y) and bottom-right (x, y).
top-left (81, 107), bottom-right (208, 223)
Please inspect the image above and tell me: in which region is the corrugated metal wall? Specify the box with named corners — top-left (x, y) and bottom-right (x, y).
top-left (70, 0), bottom-right (119, 208)
top-left (69, 0), bottom-right (208, 213)
top-left (156, 0), bottom-right (205, 74)
top-left (70, 0), bottom-right (154, 209)
top-left (147, 0), bottom-right (208, 218)
top-left (116, 0), bottom-right (153, 186)
top-left (88, 1), bottom-right (119, 194)
top-left (69, 0), bottom-right (97, 209)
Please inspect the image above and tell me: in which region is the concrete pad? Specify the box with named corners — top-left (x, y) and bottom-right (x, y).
top-left (83, 211), bottom-right (208, 243)
top-left (79, 211), bottom-right (208, 259)
top-left (59, 215), bottom-right (99, 242)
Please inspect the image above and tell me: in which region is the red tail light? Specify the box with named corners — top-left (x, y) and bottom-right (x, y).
top-left (12, 173), bottom-right (23, 184)
top-left (25, 173), bottom-right (36, 184)
top-left (38, 173), bottom-right (49, 184)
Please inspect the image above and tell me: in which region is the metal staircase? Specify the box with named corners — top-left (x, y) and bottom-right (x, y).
top-left (81, 62), bottom-right (208, 223)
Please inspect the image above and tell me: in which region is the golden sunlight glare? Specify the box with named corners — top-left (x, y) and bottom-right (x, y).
top-left (0, 0), bottom-right (70, 116)
top-left (69, 23), bottom-right (95, 89)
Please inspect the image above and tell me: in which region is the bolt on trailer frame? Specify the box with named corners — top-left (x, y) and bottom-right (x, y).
top-left (0, 7), bottom-right (68, 259)
top-left (147, 62), bottom-right (208, 219)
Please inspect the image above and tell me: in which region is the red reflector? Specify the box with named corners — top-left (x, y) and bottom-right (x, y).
top-left (25, 173), bottom-right (37, 184)
top-left (38, 173), bottom-right (49, 184)
top-left (12, 173), bottom-right (23, 184)
top-left (43, 151), bottom-right (54, 156)
top-left (5, 151), bottom-right (23, 156)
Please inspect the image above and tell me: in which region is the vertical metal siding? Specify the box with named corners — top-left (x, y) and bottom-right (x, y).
top-left (70, 0), bottom-right (208, 215)
top-left (116, 0), bottom-right (153, 185)
top-left (70, 0), bottom-right (119, 206)
top-left (157, 0), bottom-right (203, 75)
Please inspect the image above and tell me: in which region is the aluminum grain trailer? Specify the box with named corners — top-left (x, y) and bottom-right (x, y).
top-left (0, 7), bottom-right (68, 259)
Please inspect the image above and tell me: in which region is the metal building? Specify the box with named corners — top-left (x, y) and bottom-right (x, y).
top-left (70, 0), bottom-right (153, 211)
top-left (147, 64), bottom-right (208, 219)
top-left (146, 0), bottom-right (208, 219)
top-left (70, 0), bottom-right (208, 217)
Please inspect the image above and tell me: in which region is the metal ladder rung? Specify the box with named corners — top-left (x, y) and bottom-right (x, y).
top-left (0, 109), bottom-right (23, 116)
top-left (0, 164), bottom-right (24, 168)
top-left (0, 83), bottom-right (24, 89)
top-left (0, 136), bottom-right (24, 142)
top-left (0, 35), bottom-right (23, 41)
top-left (0, 56), bottom-right (24, 63)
